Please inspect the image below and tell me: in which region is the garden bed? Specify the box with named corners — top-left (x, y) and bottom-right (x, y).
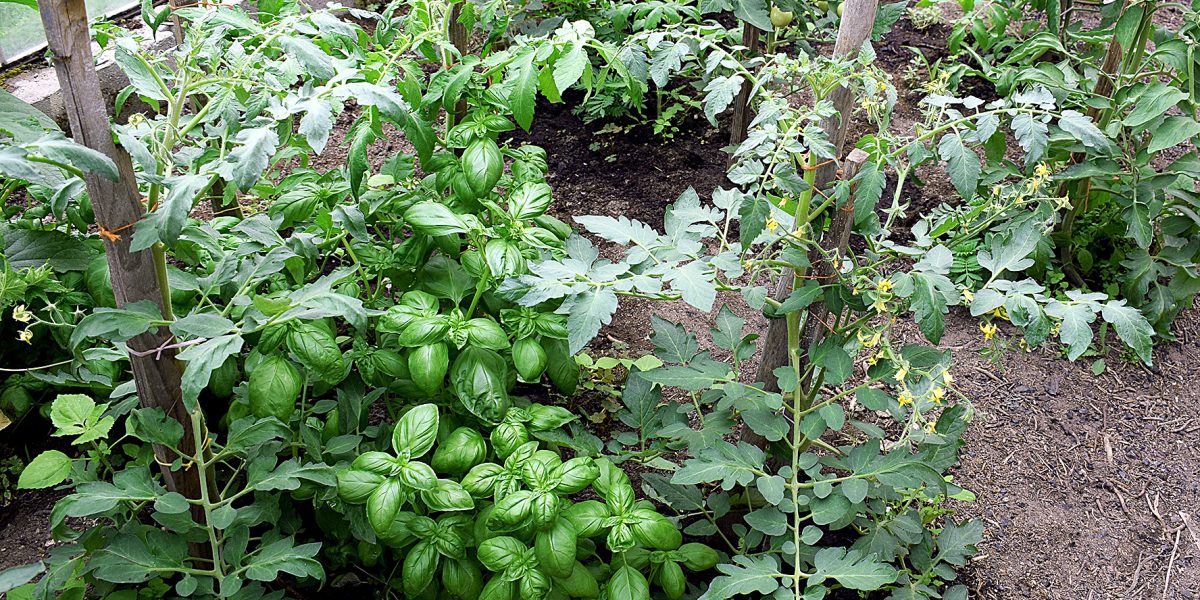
top-left (2, 2), bottom-right (1199, 599)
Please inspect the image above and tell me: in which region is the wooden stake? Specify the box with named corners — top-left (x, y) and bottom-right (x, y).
top-left (38, 0), bottom-right (206, 533)
top-left (744, 149), bottom-right (868, 452)
top-left (796, 148), bottom-right (869, 363)
top-left (750, 0), bottom-right (880, 400)
top-left (727, 21), bottom-right (760, 148)
top-left (447, 2), bottom-right (470, 129)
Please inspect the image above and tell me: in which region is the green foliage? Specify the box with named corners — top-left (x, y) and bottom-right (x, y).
top-left (4, 0), bottom-right (1195, 598)
top-left (935, 0), bottom-right (1200, 341)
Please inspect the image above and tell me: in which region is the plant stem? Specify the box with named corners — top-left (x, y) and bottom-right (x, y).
top-left (190, 410), bottom-right (224, 578)
top-left (153, 243), bottom-right (175, 321)
top-left (465, 278), bottom-right (488, 319)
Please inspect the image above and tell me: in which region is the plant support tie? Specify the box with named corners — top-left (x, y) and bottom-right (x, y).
top-left (127, 337), bottom-right (207, 360)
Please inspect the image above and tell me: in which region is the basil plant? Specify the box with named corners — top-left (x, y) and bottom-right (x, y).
top-left (337, 403), bottom-right (718, 599)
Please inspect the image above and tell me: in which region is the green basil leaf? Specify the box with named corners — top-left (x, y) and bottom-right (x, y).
top-left (420, 479), bottom-right (475, 512)
top-left (607, 565), bottom-right (650, 600)
top-left (477, 536), bottom-right (527, 571)
top-left (553, 457), bottom-right (599, 494)
top-left (534, 518), bottom-right (577, 578)
top-left (402, 541), bottom-right (439, 597)
top-left (465, 318), bottom-right (510, 350)
top-left (393, 403), bottom-right (440, 458)
top-left (563, 500), bottom-right (610, 538)
top-left (431, 427), bottom-right (488, 475)
top-left (337, 469), bottom-right (384, 504)
top-left (405, 202), bottom-right (468, 236)
top-left (488, 490), bottom-right (536, 530)
top-left (367, 478), bottom-right (407, 535)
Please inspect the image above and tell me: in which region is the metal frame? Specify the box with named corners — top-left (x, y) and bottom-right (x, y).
top-left (0, 0), bottom-right (143, 68)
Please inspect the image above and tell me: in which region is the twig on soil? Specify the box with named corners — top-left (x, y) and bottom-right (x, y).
top-left (1146, 492), bottom-right (1167, 530)
top-left (1181, 512), bottom-right (1200, 554)
top-left (1125, 550), bottom-right (1146, 596)
top-left (1111, 482), bottom-right (1129, 515)
top-left (972, 365), bottom-right (1001, 382)
top-left (1162, 528), bottom-right (1181, 599)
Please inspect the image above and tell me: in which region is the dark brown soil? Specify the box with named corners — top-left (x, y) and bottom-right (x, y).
top-left (923, 311), bottom-right (1200, 599)
top-left (509, 99), bottom-right (731, 231)
top-left (0, 486), bottom-right (66, 570)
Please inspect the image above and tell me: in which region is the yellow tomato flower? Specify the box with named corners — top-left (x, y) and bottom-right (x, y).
top-left (871, 298), bottom-right (889, 314)
top-left (897, 389), bottom-right (914, 406)
top-left (924, 420), bottom-right (938, 433)
top-left (17, 328), bottom-right (33, 344)
top-left (12, 304), bottom-right (32, 323)
top-left (895, 364), bottom-right (909, 382)
top-left (1034, 163), bottom-right (1051, 178)
top-left (857, 330), bottom-right (882, 348)
top-left (766, 217), bottom-right (779, 233)
top-left (942, 370), bottom-right (953, 386)
top-left (989, 306), bottom-right (1009, 320)
top-left (960, 287), bottom-right (974, 303)
top-left (980, 322), bottom-right (998, 341)
top-left (931, 387), bottom-right (946, 404)
top-left (876, 278), bottom-right (893, 293)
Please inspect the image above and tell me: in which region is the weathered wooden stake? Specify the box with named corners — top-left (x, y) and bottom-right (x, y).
top-left (38, 0), bottom-right (206, 529)
top-left (727, 21), bottom-right (760, 148)
top-left (795, 148), bottom-right (869, 366)
top-left (448, 2), bottom-right (470, 128)
top-left (750, 0), bottom-right (880, 399)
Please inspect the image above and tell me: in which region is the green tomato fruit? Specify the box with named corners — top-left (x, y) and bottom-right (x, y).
top-left (770, 5), bottom-right (794, 27)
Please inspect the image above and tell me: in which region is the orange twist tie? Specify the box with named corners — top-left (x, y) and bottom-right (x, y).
top-left (98, 221), bottom-right (136, 242)
top-left (800, 158), bottom-right (836, 171)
